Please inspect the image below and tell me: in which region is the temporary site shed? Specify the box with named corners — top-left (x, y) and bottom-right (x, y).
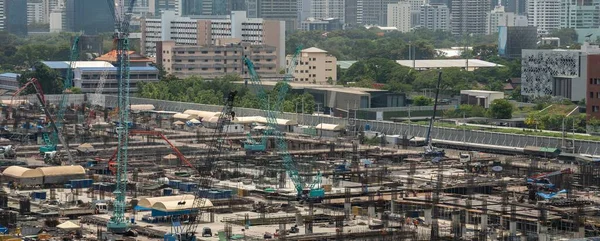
top-left (2, 166), bottom-right (43, 186)
top-left (130, 104), bottom-right (155, 112)
top-left (37, 165), bottom-right (86, 185)
top-left (183, 110), bottom-right (220, 120)
top-left (172, 113), bottom-right (192, 120)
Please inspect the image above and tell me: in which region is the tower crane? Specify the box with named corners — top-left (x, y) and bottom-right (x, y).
top-left (167, 90), bottom-right (237, 241)
top-left (244, 47), bottom-right (324, 202)
top-left (106, 0), bottom-right (135, 234)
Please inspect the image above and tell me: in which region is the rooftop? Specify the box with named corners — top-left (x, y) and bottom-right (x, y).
top-left (95, 50), bottom-right (153, 63)
top-left (396, 59), bottom-right (502, 69)
top-left (0, 73), bottom-right (20, 78)
top-left (337, 61), bottom-right (357, 69)
top-left (76, 66), bottom-right (158, 72)
top-left (302, 47), bottom-right (328, 53)
top-left (42, 61), bottom-right (114, 69)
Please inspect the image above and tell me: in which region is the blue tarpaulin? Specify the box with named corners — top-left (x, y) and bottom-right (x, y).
top-left (134, 205), bottom-right (152, 211)
top-left (0, 225), bottom-right (8, 234)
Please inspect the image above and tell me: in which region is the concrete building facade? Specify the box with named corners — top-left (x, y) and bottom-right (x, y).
top-left (74, 67), bottom-right (160, 94)
top-left (450, 0), bottom-right (489, 35)
top-left (387, 2), bottom-right (411, 32)
top-left (419, 4), bottom-right (450, 31)
top-left (66, 0), bottom-right (114, 34)
top-left (587, 54), bottom-right (600, 120)
top-left (246, 0), bottom-right (297, 33)
top-left (141, 11), bottom-right (285, 67)
top-left (486, 5), bottom-right (528, 34)
top-left (288, 47), bottom-right (337, 84)
top-left (27, 2), bottom-right (44, 24)
top-left (361, 0), bottom-right (397, 26)
top-left (527, 0), bottom-right (561, 35)
top-left (300, 18), bottom-right (344, 31)
top-left (560, 0), bottom-right (600, 29)
top-left (156, 40), bottom-right (279, 79)
top-left (521, 43), bottom-right (600, 101)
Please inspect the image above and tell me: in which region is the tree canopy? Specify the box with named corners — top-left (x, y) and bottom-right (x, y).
top-left (138, 75), bottom-right (316, 114)
top-left (489, 99), bottom-right (514, 119)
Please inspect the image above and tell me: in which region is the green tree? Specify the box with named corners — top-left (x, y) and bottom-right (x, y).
top-left (18, 62), bottom-right (63, 94)
top-left (69, 87), bottom-right (82, 94)
top-left (489, 99), bottom-right (513, 119)
top-left (549, 28), bottom-right (578, 46)
top-left (412, 95), bottom-right (433, 106)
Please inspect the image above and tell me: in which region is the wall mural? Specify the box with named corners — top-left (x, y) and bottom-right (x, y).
top-left (521, 51), bottom-right (579, 97)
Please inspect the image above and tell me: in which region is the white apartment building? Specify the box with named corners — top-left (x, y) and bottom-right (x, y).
top-left (0, 1), bottom-right (5, 31)
top-left (141, 11), bottom-right (285, 68)
top-left (527, 0), bottom-right (561, 35)
top-left (405, 0), bottom-right (424, 27)
top-left (419, 4), bottom-right (450, 31)
top-left (298, 0), bottom-right (345, 23)
top-left (387, 2), bottom-right (411, 32)
top-left (486, 5), bottom-right (528, 34)
top-left (27, 2), bottom-right (45, 24)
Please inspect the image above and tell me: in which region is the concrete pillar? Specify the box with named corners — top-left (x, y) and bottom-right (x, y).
top-left (344, 202), bottom-right (351, 219)
top-left (578, 226), bottom-right (585, 238)
top-left (295, 212), bottom-right (303, 226)
top-left (279, 223), bottom-right (286, 237)
top-left (480, 214), bottom-right (488, 234)
top-left (424, 208), bottom-right (432, 225)
top-left (509, 221), bottom-right (517, 236)
top-left (452, 210), bottom-right (461, 238)
top-left (537, 222), bottom-right (548, 241)
top-left (390, 199), bottom-right (396, 213)
top-left (368, 206), bottom-right (375, 217)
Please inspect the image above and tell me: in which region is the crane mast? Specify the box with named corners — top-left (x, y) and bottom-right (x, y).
top-left (107, 0), bottom-right (135, 234)
top-left (172, 91), bottom-right (237, 241)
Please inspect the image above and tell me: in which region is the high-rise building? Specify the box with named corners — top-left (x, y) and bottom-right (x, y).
top-left (246, 0), bottom-right (297, 33)
top-left (451, 0), bottom-right (489, 35)
top-left (419, 4), bottom-right (450, 31)
top-left (486, 5), bottom-right (528, 34)
top-left (27, 2), bottom-right (45, 24)
top-left (4, 0), bottom-right (27, 36)
top-left (387, 2), bottom-right (411, 32)
top-left (149, 0), bottom-right (180, 16)
top-left (141, 11), bottom-right (285, 68)
top-left (504, 0), bottom-right (527, 14)
top-left (587, 54), bottom-right (600, 120)
top-left (49, 1), bottom-right (64, 32)
top-left (560, 0), bottom-right (600, 29)
top-left (527, 0), bottom-right (561, 35)
top-left (180, 0), bottom-right (243, 16)
top-left (361, 0), bottom-right (397, 26)
top-left (43, 0), bottom-right (60, 23)
top-left (66, 0), bottom-right (114, 34)
top-left (404, 0), bottom-right (424, 27)
top-left (310, 0), bottom-right (345, 22)
top-left (344, 0), bottom-right (360, 26)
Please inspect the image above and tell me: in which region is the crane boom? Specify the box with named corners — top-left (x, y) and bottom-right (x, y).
top-left (244, 48), bottom-right (324, 201)
top-left (531, 168), bottom-right (573, 180)
top-left (171, 91), bottom-right (237, 241)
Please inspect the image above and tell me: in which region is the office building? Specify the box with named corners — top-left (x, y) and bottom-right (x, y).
top-left (3, 0), bottom-right (27, 36)
top-left (387, 2), bottom-right (411, 32)
top-left (246, 0), bottom-right (297, 33)
top-left (27, 2), bottom-right (44, 24)
top-left (66, 0), bottom-right (114, 34)
top-left (527, 0), bottom-right (561, 35)
top-left (498, 26), bottom-right (537, 59)
top-left (504, 0), bottom-right (526, 14)
top-left (451, 0), bottom-right (489, 35)
top-left (141, 11), bottom-right (285, 67)
top-left (310, 0), bottom-right (345, 22)
top-left (43, 0), bottom-right (60, 22)
top-left (344, 0), bottom-right (360, 26)
top-left (362, 0), bottom-right (397, 26)
top-left (521, 43), bottom-right (600, 101)
top-left (486, 5), bottom-right (528, 34)
top-left (560, 0), bottom-right (600, 29)
top-left (300, 18), bottom-right (344, 31)
top-left (149, 0), bottom-right (180, 16)
top-left (405, 0), bottom-right (424, 27)
top-left (288, 47), bottom-right (337, 84)
top-left (419, 4), bottom-right (450, 31)
top-left (157, 41), bottom-right (278, 79)
top-left (180, 0), bottom-right (244, 16)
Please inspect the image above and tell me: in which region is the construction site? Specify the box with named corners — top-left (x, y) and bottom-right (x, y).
top-left (1, 1), bottom-right (600, 241)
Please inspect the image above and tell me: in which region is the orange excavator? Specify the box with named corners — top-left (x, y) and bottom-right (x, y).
top-left (99, 130), bottom-right (192, 175)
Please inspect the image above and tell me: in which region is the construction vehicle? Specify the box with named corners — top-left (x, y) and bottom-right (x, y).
top-left (526, 168), bottom-right (573, 190)
top-left (106, 0), bottom-right (136, 234)
top-left (165, 91), bottom-right (237, 241)
top-left (0, 145), bottom-right (16, 159)
top-left (106, 130), bottom-right (194, 170)
top-left (244, 47), bottom-right (325, 203)
top-left (13, 78), bottom-right (73, 165)
top-left (537, 189), bottom-right (567, 200)
top-left (423, 72), bottom-right (445, 160)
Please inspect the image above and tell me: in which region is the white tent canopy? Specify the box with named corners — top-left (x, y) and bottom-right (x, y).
top-left (315, 123), bottom-right (345, 131)
top-left (234, 116), bottom-right (297, 126)
top-left (130, 104), bottom-right (155, 111)
top-left (183, 110), bottom-right (220, 120)
top-left (57, 221), bottom-right (80, 230)
top-left (173, 113), bottom-right (192, 120)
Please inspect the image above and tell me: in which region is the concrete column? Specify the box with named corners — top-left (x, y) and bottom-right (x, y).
top-left (368, 206), bottom-right (375, 218)
top-left (279, 223), bottom-right (286, 237)
top-left (295, 212), bottom-right (303, 226)
top-left (509, 221), bottom-right (517, 236)
top-left (537, 222), bottom-right (548, 241)
top-left (578, 226), bottom-right (585, 238)
top-left (390, 200), bottom-right (396, 213)
top-left (480, 214), bottom-right (488, 234)
top-left (452, 210), bottom-right (461, 238)
top-left (344, 202), bottom-right (351, 219)
top-left (424, 208), bottom-right (432, 225)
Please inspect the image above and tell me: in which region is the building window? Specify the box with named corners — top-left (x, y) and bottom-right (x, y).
top-left (201, 51), bottom-right (208, 54)
top-left (202, 68), bottom-right (208, 70)
top-left (216, 67), bottom-right (222, 70)
top-left (189, 60), bottom-right (195, 62)
top-left (594, 106), bottom-right (600, 112)
top-left (188, 51), bottom-right (195, 54)
top-left (591, 92), bottom-right (594, 98)
top-left (215, 51), bottom-right (221, 54)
